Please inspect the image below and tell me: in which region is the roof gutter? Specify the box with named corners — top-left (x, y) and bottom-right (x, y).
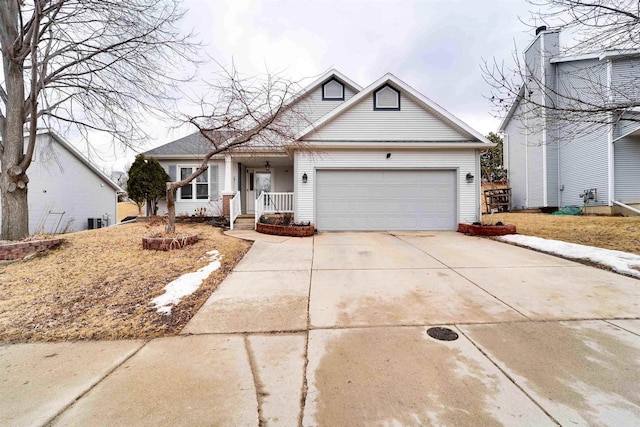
top-left (302, 141), bottom-right (496, 149)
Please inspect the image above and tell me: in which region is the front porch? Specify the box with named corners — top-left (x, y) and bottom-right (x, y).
top-left (220, 154), bottom-right (295, 230)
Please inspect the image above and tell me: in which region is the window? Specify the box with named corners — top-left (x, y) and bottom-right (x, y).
top-left (322, 79), bottom-right (344, 100)
top-left (374, 85), bottom-right (400, 110)
top-left (179, 167), bottom-right (209, 200)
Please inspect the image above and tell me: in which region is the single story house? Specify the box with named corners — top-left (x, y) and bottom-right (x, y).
top-left (146, 70), bottom-right (493, 231)
top-left (499, 28), bottom-right (640, 214)
top-left (0, 130), bottom-right (122, 234)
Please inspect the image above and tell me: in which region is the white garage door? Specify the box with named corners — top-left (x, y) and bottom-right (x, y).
top-left (316, 169), bottom-right (457, 231)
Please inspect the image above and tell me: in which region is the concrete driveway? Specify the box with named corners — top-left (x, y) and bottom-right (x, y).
top-left (2, 232), bottom-right (640, 426)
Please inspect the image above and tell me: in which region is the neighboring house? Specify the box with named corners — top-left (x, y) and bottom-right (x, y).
top-left (146, 70), bottom-right (493, 231)
top-left (0, 130), bottom-right (122, 234)
top-left (499, 28), bottom-right (640, 214)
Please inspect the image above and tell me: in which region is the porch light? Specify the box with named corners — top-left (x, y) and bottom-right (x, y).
top-left (466, 173), bottom-right (474, 183)
top-left (265, 161), bottom-right (271, 171)
top-left (302, 173), bottom-right (308, 183)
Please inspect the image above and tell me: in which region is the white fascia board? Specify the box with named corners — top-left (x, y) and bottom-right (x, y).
top-left (292, 68), bottom-right (362, 101)
top-left (297, 72), bottom-right (493, 145)
top-left (612, 124), bottom-right (640, 143)
top-left (497, 86), bottom-right (524, 132)
top-left (599, 49), bottom-right (640, 60)
top-left (45, 131), bottom-right (123, 192)
top-left (151, 148), bottom-right (290, 160)
top-left (550, 52), bottom-right (601, 63)
top-left (549, 49), bottom-right (640, 63)
top-left (523, 29), bottom-right (560, 55)
top-left (301, 141), bottom-right (496, 149)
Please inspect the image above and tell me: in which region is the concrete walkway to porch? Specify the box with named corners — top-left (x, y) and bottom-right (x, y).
top-left (2, 231), bottom-right (640, 426)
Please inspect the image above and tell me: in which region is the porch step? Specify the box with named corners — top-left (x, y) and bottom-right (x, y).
top-left (232, 217), bottom-right (255, 230)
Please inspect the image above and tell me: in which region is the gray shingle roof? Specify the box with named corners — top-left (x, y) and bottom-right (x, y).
top-left (144, 132), bottom-right (213, 157)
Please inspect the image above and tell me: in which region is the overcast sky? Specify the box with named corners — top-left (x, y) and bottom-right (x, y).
top-left (100, 0), bottom-right (541, 172)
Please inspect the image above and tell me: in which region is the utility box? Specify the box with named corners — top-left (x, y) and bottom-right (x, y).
top-left (88, 218), bottom-right (103, 230)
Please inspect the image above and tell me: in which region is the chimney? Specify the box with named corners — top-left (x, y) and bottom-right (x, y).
top-left (535, 25), bottom-right (547, 36)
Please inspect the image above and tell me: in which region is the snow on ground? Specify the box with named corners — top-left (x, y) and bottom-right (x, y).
top-left (498, 234), bottom-right (640, 279)
top-left (151, 250), bottom-right (223, 315)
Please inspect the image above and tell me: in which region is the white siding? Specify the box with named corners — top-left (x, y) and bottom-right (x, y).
top-left (304, 93), bottom-right (468, 141)
top-left (556, 60), bottom-right (610, 206)
top-left (614, 136), bottom-right (640, 202)
top-left (611, 58), bottom-right (640, 106)
top-left (503, 98), bottom-right (529, 209)
top-left (273, 166), bottom-right (294, 192)
top-left (289, 84), bottom-right (357, 134)
top-left (542, 33), bottom-right (560, 206)
top-left (527, 123), bottom-right (545, 207)
top-left (156, 159), bottom-right (225, 217)
top-left (295, 149), bottom-right (478, 225)
top-left (1, 133), bottom-right (118, 234)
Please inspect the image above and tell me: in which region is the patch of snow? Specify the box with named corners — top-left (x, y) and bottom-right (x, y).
top-left (151, 250), bottom-right (223, 315)
top-left (498, 235), bottom-right (640, 279)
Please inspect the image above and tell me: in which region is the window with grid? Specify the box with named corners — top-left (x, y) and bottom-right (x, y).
top-left (179, 167), bottom-right (208, 200)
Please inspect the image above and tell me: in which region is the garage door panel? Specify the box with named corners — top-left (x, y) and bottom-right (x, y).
top-left (316, 170), bottom-right (457, 231)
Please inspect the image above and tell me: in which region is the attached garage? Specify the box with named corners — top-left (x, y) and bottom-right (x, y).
top-left (315, 169), bottom-right (457, 231)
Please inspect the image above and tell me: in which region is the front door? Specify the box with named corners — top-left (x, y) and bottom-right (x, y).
top-left (246, 170), bottom-right (271, 213)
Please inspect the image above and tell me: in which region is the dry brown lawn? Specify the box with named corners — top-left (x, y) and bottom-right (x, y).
top-left (0, 222), bottom-right (251, 343)
top-left (117, 201), bottom-right (140, 222)
top-left (491, 212), bottom-right (640, 255)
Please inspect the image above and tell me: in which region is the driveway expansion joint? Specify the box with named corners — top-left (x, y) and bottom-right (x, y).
top-left (43, 340), bottom-right (148, 426)
top-left (456, 326), bottom-right (562, 427)
top-left (243, 336), bottom-right (266, 426)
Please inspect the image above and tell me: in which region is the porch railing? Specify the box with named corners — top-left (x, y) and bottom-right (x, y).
top-left (230, 191), bottom-right (241, 230)
top-left (255, 191), bottom-right (294, 225)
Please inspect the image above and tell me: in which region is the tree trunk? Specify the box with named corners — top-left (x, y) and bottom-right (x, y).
top-left (1, 59), bottom-right (30, 240)
top-left (0, 172), bottom-right (29, 240)
top-left (165, 183), bottom-right (177, 234)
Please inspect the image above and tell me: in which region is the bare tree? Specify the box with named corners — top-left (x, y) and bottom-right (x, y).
top-left (0, 0), bottom-right (197, 240)
top-left (165, 66), bottom-right (310, 234)
top-left (483, 0), bottom-right (640, 138)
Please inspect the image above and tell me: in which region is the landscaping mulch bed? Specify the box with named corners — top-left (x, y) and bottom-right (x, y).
top-left (0, 223), bottom-right (251, 342)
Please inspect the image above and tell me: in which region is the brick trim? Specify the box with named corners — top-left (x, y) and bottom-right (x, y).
top-left (142, 234), bottom-right (199, 251)
top-left (457, 223), bottom-right (516, 236)
top-left (256, 222), bottom-right (315, 237)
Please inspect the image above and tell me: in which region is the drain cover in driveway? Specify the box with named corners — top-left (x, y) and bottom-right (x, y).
top-left (427, 327), bottom-right (459, 341)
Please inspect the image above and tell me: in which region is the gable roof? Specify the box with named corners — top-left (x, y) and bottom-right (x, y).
top-left (297, 72), bottom-right (493, 146)
top-left (294, 68), bottom-right (362, 101)
top-left (144, 69), bottom-right (363, 158)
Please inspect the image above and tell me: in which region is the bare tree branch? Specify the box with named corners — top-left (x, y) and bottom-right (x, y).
top-left (0, 0), bottom-right (199, 240)
top-left (483, 0), bottom-right (640, 141)
top-left (164, 65), bottom-right (312, 233)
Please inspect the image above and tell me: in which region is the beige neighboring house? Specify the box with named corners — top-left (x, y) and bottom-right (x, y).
top-left (0, 130), bottom-right (122, 234)
top-left (146, 70), bottom-right (493, 231)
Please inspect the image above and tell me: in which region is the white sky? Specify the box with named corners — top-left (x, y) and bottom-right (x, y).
top-left (95, 0), bottom-right (539, 172)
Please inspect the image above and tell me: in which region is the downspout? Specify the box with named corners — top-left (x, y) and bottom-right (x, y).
top-left (612, 200), bottom-right (640, 215)
top-left (476, 149), bottom-right (481, 222)
top-left (607, 59), bottom-right (615, 207)
top-left (557, 64), bottom-right (562, 207)
top-left (525, 108), bottom-right (529, 208)
top-left (541, 34), bottom-right (548, 207)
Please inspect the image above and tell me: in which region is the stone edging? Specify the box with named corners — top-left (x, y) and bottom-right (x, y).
top-left (142, 234), bottom-right (199, 251)
top-left (256, 222), bottom-right (315, 237)
top-left (0, 238), bottom-right (65, 261)
top-left (457, 223), bottom-right (516, 236)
